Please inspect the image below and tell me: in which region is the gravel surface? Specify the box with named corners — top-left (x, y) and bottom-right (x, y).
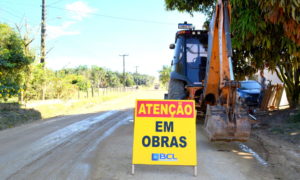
top-left (0, 90), bottom-right (279, 179)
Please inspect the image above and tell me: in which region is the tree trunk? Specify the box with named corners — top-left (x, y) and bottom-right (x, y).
top-left (91, 86), bottom-right (94, 98)
top-left (18, 91), bottom-right (24, 104)
top-left (42, 86), bottom-right (46, 100)
top-left (287, 87), bottom-right (298, 109)
top-left (275, 62), bottom-right (299, 108)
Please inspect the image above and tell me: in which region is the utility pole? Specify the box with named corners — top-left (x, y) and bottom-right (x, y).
top-left (40, 0), bottom-right (46, 64)
top-left (119, 54), bottom-right (129, 88)
top-left (135, 66), bottom-right (139, 87)
top-left (40, 0), bottom-right (47, 100)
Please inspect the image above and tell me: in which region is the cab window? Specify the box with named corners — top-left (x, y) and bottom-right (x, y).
top-left (174, 36), bottom-right (184, 63)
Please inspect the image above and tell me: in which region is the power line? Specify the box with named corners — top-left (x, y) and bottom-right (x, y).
top-left (0, 8), bottom-right (24, 20)
top-left (47, 5), bottom-right (175, 25)
top-left (135, 66), bottom-right (139, 74)
top-left (0, 1), bottom-right (36, 7)
top-left (0, 16), bottom-right (15, 24)
top-left (0, 8), bottom-right (29, 27)
top-left (0, 6), bottom-right (37, 25)
top-left (47, 0), bottom-right (67, 6)
top-left (0, 2), bottom-right (177, 26)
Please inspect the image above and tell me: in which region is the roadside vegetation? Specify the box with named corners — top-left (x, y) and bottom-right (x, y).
top-left (158, 65), bottom-right (171, 88)
top-left (16, 64), bottom-right (154, 102)
top-left (0, 23), bottom-right (155, 129)
top-left (0, 22), bottom-right (154, 103)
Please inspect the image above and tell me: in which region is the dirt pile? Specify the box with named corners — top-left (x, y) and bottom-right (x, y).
top-left (251, 109), bottom-right (300, 180)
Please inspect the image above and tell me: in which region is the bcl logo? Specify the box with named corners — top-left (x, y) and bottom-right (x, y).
top-left (152, 153), bottom-right (177, 161)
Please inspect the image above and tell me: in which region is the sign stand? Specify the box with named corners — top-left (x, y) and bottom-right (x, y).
top-left (132, 100), bottom-right (197, 176)
top-left (132, 164), bottom-right (197, 176)
top-left (131, 164), bottom-right (135, 175)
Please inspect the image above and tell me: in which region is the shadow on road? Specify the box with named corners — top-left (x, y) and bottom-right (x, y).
top-left (0, 103), bottom-right (42, 130)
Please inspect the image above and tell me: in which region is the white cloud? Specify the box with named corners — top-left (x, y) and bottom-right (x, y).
top-left (66, 1), bottom-right (97, 21)
top-left (47, 21), bottom-right (80, 40)
top-left (47, 1), bottom-right (97, 40)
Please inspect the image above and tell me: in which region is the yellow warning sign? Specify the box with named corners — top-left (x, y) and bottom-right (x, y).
top-left (132, 100), bottom-right (197, 165)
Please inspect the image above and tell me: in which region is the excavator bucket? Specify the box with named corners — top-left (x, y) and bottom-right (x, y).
top-left (204, 105), bottom-right (251, 142)
top-left (201, 0), bottom-right (251, 142)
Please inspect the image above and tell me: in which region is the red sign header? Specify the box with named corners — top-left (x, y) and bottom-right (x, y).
top-left (136, 100), bottom-right (195, 118)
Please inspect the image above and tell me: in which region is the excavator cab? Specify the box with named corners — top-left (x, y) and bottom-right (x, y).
top-left (167, 22), bottom-right (208, 101)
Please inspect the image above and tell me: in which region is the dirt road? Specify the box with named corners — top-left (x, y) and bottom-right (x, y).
top-left (0, 90), bottom-right (275, 180)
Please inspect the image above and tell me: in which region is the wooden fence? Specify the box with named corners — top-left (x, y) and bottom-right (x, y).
top-left (260, 84), bottom-right (285, 111)
top-left (77, 87), bottom-right (137, 99)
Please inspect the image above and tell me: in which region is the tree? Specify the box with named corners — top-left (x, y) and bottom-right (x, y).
top-left (231, 1), bottom-right (300, 107)
top-left (70, 75), bottom-right (89, 92)
top-left (23, 64), bottom-right (54, 100)
top-left (51, 74), bottom-right (77, 99)
top-left (15, 21), bottom-right (36, 102)
top-left (159, 65), bottom-right (171, 87)
top-left (164, 0), bottom-right (215, 17)
top-left (90, 66), bottom-right (106, 96)
top-left (74, 65), bottom-right (89, 77)
top-left (164, 0), bottom-right (300, 107)
top-left (133, 73), bottom-right (155, 86)
top-left (105, 71), bottom-right (122, 87)
top-left (0, 24), bottom-right (34, 101)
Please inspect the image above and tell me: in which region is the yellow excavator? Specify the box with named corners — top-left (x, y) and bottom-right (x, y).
top-left (167, 0), bottom-right (251, 141)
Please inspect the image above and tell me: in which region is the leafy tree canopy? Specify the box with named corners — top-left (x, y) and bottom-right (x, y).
top-left (159, 65), bottom-right (171, 87)
top-left (165, 0), bottom-right (300, 45)
top-left (0, 23), bottom-right (34, 100)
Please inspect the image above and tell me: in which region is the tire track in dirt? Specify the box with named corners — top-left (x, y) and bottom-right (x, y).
top-left (1, 110), bottom-right (133, 180)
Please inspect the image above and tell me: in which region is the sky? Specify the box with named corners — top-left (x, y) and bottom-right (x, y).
top-left (0, 0), bottom-right (206, 78)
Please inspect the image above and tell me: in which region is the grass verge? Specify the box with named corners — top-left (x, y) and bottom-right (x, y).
top-left (0, 90), bottom-right (136, 130)
top-left (34, 91), bottom-right (134, 118)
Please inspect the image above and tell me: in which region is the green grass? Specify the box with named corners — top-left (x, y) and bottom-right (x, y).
top-left (32, 91), bottom-right (134, 119)
top-left (0, 90), bottom-right (136, 130)
top-left (0, 97), bottom-right (19, 103)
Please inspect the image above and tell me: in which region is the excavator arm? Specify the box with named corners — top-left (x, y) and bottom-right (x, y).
top-left (203, 0), bottom-right (251, 141)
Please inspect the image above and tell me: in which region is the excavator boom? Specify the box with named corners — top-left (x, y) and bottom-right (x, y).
top-left (203, 0), bottom-right (251, 142)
